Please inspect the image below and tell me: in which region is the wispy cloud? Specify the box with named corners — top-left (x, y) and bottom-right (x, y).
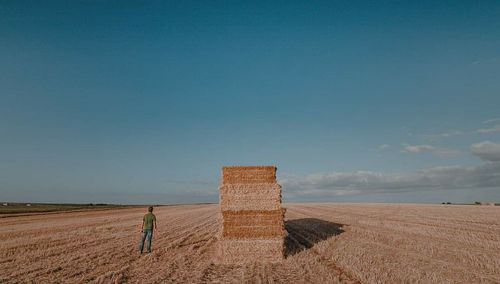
top-left (439, 130), bottom-right (463, 138)
top-left (402, 144), bottom-right (435, 153)
top-left (476, 125), bottom-right (500, 134)
top-left (432, 148), bottom-right (462, 158)
top-left (377, 144), bottom-right (391, 151)
top-left (422, 130), bottom-right (464, 143)
top-left (164, 179), bottom-right (217, 186)
top-left (471, 141), bottom-right (500, 161)
top-left (279, 161), bottom-right (500, 198)
top-left (401, 144), bottom-right (461, 158)
top-left (482, 118), bottom-right (500, 124)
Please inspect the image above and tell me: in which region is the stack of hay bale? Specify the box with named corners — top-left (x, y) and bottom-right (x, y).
top-left (218, 166), bottom-right (286, 263)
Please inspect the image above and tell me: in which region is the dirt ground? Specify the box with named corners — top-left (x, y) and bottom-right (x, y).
top-left (1, 203), bottom-right (499, 283)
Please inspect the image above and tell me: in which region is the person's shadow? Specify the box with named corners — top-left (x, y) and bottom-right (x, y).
top-left (284, 218), bottom-right (345, 257)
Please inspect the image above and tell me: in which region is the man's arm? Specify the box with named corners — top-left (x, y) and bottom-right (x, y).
top-left (141, 219), bottom-right (144, 232)
top-left (154, 219), bottom-right (157, 231)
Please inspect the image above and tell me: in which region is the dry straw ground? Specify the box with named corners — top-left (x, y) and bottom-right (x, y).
top-left (1, 203), bottom-right (499, 283)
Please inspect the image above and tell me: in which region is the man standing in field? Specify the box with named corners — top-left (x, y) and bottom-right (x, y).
top-left (139, 206), bottom-right (157, 254)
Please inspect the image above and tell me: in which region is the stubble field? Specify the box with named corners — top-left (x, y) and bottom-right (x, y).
top-left (1, 203), bottom-right (499, 283)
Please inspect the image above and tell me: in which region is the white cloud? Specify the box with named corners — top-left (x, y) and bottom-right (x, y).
top-left (377, 144), bottom-right (390, 151)
top-left (439, 130), bottom-right (463, 137)
top-left (422, 130), bottom-right (464, 144)
top-left (471, 141), bottom-right (500, 161)
top-left (402, 144), bottom-right (435, 153)
top-left (476, 125), bottom-right (500, 134)
top-left (279, 161), bottom-right (500, 198)
top-left (402, 144), bottom-right (461, 158)
top-left (483, 118), bottom-right (500, 124)
top-left (422, 130), bottom-right (465, 144)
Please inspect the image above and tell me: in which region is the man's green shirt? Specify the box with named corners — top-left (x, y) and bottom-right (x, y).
top-left (143, 212), bottom-right (156, 230)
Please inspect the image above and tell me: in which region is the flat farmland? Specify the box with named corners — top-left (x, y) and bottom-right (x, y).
top-left (0, 203), bottom-right (136, 215)
top-left (1, 203), bottom-right (499, 283)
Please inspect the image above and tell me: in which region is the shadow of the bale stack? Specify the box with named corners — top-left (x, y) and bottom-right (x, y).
top-left (284, 218), bottom-right (345, 257)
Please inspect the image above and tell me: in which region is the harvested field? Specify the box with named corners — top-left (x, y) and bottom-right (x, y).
top-left (1, 203), bottom-right (499, 283)
top-left (0, 203), bottom-right (134, 215)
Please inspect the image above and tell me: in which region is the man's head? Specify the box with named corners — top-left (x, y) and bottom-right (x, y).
top-left (148, 206), bottom-right (153, 212)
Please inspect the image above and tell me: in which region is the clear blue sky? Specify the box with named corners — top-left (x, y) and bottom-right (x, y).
top-left (1, 1), bottom-right (500, 204)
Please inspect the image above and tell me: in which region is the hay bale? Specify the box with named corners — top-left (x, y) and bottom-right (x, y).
top-left (218, 165), bottom-right (286, 263)
top-left (221, 166), bottom-right (277, 185)
top-left (219, 184), bottom-right (282, 211)
top-left (218, 239), bottom-right (284, 263)
top-left (221, 209), bottom-right (286, 239)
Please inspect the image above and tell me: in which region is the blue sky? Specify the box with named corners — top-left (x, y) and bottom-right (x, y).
top-left (1, 1), bottom-right (500, 204)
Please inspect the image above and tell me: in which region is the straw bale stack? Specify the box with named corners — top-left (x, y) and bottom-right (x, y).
top-left (218, 166), bottom-right (286, 263)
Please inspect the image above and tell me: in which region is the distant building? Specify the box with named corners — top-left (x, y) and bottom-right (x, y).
top-left (26, 203), bottom-right (31, 207)
top-left (2, 203), bottom-right (7, 206)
